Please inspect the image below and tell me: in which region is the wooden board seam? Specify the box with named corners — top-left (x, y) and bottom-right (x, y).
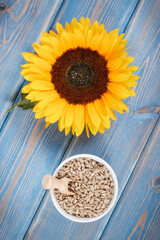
top-left (0, 0), bottom-right (66, 134)
top-left (22, 134), bottom-right (74, 239)
top-left (99, 116), bottom-right (160, 240)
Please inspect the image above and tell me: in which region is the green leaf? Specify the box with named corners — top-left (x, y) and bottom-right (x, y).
top-left (20, 93), bottom-right (28, 101)
top-left (6, 93), bottom-right (37, 114)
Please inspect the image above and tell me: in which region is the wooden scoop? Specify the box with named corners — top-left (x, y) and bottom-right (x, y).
top-left (42, 174), bottom-right (75, 195)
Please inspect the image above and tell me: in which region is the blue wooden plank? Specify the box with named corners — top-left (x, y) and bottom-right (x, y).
top-left (52, 0), bottom-right (139, 34)
top-left (100, 117), bottom-right (160, 240)
top-left (23, 118), bottom-right (159, 240)
top-left (0, 108), bottom-right (73, 240)
top-left (0, 0), bottom-right (64, 130)
top-left (0, 0), bottom-right (141, 239)
top-left (23, 0), bottom-right (160, 239)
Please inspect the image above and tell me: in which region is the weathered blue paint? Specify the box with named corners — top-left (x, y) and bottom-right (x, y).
top-left (0, 0), bottom-right (159, 239)
top-left (0, 0), bottom-right (64, 129)
top-left (100, 117), bottom-right (160, 240)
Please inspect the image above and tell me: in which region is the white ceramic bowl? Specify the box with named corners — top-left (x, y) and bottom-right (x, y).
top-left (50, 154), bottom-right (118, 223)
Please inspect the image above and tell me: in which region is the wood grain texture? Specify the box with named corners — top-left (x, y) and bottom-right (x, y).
top-left (0, 0), bottom-right (141, 239)
top-left (0, 108), bottom-right (73, 240)
top-left (100, 118), bottom-right (160, 240)
top-left (1, 0), bottom-right (159, 240)
top-left (23, 0), bottom-right (160, 239)
top-left (0, 0), bottom-right (64, 129)
top-left (51, 0), bottom-right (139, 33)
top-left (24, 118), bottom-right (159, 240)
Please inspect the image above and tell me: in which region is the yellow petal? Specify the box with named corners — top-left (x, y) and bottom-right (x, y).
top-left (62, 32), bottom-right (78, 49)
top-left (94, 99), bottom-right (108, 117)
top-left (32, 56), bottom-right (52, 72)
top-left (102, 93), bottom-right (129, 114)
top-left (92, 21), bottom-right (99, 35)
top-left (49, 103), bottom-right (66, 123)
top-left (24, 73), bottom-right (51, 82)
top-left (42, 32), bottom-right (50, 38)
top-left (29, 81), bottom-right (54, 91)
top-left (127, 66), bottom-right (139, 72)
top-left (118, 33), bottom-right (125, 41)
top-left (21, 64), bottom-right (31, 69)
top-left (31, 90), bottom-right (57, 101)
top-left (74, 29), bottom-right (85, 47)
top-left (72, 21), bottom-right (83, 33)
top-left (73, 104), bottom-right (85, 127)
top-left (100, 116), bottom-right (111, 129)
top-left (119, 39), bottom-right (127, 50)
top-left (99, 30), bottom-right (119, 56)
top-left (109, 73), bottom-right (130, 82)
top-left (49, 30), bottom-right (59, 38)
top-left (81, 17), bottom-right (91, 30)
top-left (90, 34), bottom-right (102, 51)
top-left (22, 52), bottom-right (36, 62)
top-left (21, 62), bottom-right (52, 78)
top-left (65, 22), bottom-right (73, 32)
top-left (20, 69), bottom-right (30, 76)
top-left (47, 100), bottom-right (67, 124)
top-left (98, 123), bottom-right (105, 134)
top-left (122, 80), bottom-right (138, 87)
top-left (79, 17), bottom-right (85, 28)
top-left (33, 103), bottom-right (41, 112)
top-left (45, 98), bottom-right (66, 116)
top-left (130, 74), bottom-right (140, 81)
top-left (81, 17), bottom-right (91, 39)
top-left (122, 57), bottom-right (134, 69)
top-left (49, 36), bottom-right (63, 57)
top-left (36, 92), bottom-right (59, 108)
top-left (33, 44), bottom-right (55, 64)
top-left (60, 31), bottom-right (74, 51)
top-left (32, 42), bottom-right (41, 49)
top-left (85, 123), bottom-right (90, 138)
top-left (97, 24), bottom-right (105, 34)
top-left (58, 105), bottom-right (68, 132)
top-left (65, 105), bottom-right (74, 128)
top-left (21, 84), bottom-right (31, 93)
top-left (106, 30), bottom-right (119, 54)
top-left (107, 82), bottom-right (136, 98)
top-left (85, 29), bottom-right (93, 48)
top-left (40, 35), bottom-right (63, 58)
top-left (65, 126), bottom-right (71, 136)
top-left (107, 52), bottom-right (127, 70)
top-left (75, 115), bottom-right (85, 137)
top-left (86, 103), bottom-right (101, 128)
top-left (86, 111), bottom-right (98, 135)
top-left (98, 34), bottom-right (109, 55)
top-left (56, 23), bottom-right (65, 36)
top-left (40, 36), bottom-right (52, 46)
top-left (20, 65), bottom-right (51, 78)
top-left (45, 122), bottom-right (50, 128)
top-left (35, 110), bottom-right (45, 119)
top-left (26, 91), bottom-right (39, 101)
top-left (71, 123), bottom-right (76, 135)
top-left (71, 18), bottom-right (78, 30)
top-left (106, 106), bottom-right (116, 120)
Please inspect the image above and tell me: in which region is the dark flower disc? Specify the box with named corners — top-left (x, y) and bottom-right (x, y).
top-left (66, 62), bottom-right (93, 87)
top-left (51, 47), bottom-right (109, 105)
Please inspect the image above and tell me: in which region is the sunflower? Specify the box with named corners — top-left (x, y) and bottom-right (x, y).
top-left (21, 17), bottom-right (139, 137)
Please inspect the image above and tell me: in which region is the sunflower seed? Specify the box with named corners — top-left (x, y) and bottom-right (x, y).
top-left (54, 157), bottom-right (114, 218)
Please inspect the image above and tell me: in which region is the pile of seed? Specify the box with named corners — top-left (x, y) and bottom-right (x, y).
top-left (54, 157), bottom-right (114, 218)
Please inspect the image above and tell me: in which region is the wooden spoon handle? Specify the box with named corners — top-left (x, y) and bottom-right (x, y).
top-left (42, 175), bottom-right (59, 189)
top-left (42, 175), bottom-right (75, 195)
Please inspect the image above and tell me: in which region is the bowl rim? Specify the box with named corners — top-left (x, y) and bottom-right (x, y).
top-left (50, 154), bottom-right (118, 223)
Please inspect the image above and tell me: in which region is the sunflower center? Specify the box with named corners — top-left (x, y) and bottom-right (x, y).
top-left (51, 47), bottom-right (109, 105)
top-left (66, 63), bottom-right (93, 87)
